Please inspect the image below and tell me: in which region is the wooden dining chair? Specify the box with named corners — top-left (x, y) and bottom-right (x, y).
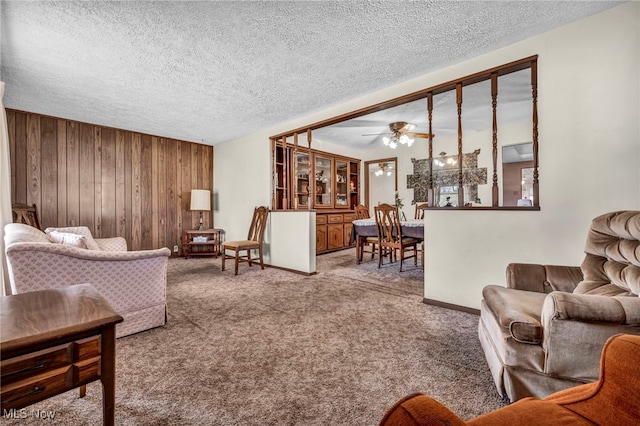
top-left (414, 203), bottom-right (429, 219)
top-left (12, 203), bottom-right (42, 230)
top-left (414, 203), bottom-right (428, 268)
top-left (374, 203), bottom-right (418, 272)
top-left (354, 204), bottom-right (378, 263)
top-left (221, 206), bottom-right (269, 275)
top-left (355, 204), bottom-right (370, 220)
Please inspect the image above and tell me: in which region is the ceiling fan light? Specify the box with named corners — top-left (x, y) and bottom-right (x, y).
top-left (382, 122), bottom-right (419, 150)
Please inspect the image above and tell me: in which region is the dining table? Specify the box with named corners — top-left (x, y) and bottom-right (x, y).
top-left (350, 218), bottom-right (425, 262)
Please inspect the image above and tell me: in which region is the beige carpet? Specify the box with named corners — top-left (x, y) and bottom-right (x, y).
top-left (2, 248), bottom-right (508, 425)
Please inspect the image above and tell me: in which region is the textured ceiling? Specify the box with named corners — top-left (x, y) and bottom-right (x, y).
top-left (1, 1), bottom-right (622, 147)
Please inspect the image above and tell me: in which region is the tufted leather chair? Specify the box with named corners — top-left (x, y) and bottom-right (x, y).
top-left (478, 211), bottom-right (640, 402)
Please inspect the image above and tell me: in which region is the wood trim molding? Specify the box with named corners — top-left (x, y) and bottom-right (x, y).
top-left (423, 298), bottom-right (480, 316)
top-left (364, 157), bottom-right (398, 209)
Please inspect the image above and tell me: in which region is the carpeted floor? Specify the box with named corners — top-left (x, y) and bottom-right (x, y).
top-left (3, 248), bottom-right (508, 425)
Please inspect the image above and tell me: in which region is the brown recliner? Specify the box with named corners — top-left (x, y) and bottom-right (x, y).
top-left (379, 333), bottom-right (640, 426)
top-left (478, 210), bottom-right (640, 402)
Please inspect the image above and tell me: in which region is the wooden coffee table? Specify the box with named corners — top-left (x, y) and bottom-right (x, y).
top-left (0, 284), bottom-right (123, 425)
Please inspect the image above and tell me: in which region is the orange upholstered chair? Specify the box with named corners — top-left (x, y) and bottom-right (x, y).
top-left (379, 333), bottom-right (640, 426)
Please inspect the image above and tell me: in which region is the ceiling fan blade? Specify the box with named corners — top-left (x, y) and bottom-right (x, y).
top-left (407, 132), bottom-right (435, 139)
top-left (362, 132), bottom-right (392, 137)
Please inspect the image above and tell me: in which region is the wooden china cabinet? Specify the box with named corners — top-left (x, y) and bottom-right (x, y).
top-left (272, 141), bottom-right (360, 254)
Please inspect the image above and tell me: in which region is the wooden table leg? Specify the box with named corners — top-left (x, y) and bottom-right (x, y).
top-left (100, 324), bottom-right (117, 426)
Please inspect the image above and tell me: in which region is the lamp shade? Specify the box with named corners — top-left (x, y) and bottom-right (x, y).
top-left (190, 189), bottom-right (211, 211)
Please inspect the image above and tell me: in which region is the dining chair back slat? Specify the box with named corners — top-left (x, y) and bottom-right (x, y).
top-left (414, 203), bottom-right (429, 220)
top-left (355, 204), bottom-right (370, 220)
top-left (247, 206), bottom-right (269, 242)
top-left (222, 206), bottom-right (269, 275)
top-left (354, 204), bottom-right (377, 263)
top-left (374, 203), bottom-right (418, 272)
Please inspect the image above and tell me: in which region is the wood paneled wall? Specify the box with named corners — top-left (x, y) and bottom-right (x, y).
top-left (7, 109), bottom-right (214, 253)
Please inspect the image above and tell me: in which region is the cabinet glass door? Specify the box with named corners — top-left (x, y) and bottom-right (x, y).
top-left (273, 144), bottom-right (287, 210)
top-left (294, 152), bottom-right (310, 208)
top-left (349, 161), bottom-right (359, 209)
top-left (335, 160), bottom-right (349, 207)
top-left (314, 155), bottom-right (333, 207)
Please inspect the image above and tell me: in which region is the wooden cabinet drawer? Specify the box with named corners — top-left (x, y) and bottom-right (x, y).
top-left (344, 223), bottom-right (354, 246)
top-left (1, 366), bottom-right (72, 409)
top-left (75, 357), bottom-right (101, 385)
top-left (328, 214), bottom-right (343, 223)
top-left (1, 356), bottom-right (100, 410)
top-left (76, 337), bottom-right (101, 361)
top-left (1, 338), bottom-right (99, 385)
top-left (327, 224), bottom-right (344, 250)
top-left (316, 225), bottom-right (328, 252)
top-left (315, 211), bottom-right (358, 253)
top-left (1, 346), bottom-right (70, 384)
top-left (1, 338), bottom-right (101, 411)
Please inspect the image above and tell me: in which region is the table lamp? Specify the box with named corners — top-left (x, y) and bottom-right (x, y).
top-left (190, 189), bottom-right (211, 230)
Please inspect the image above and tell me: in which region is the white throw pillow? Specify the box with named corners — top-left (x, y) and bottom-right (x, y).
top-left (44, 226), bottom-right (100, 250)
top-left (47, 230), bottom-right (88, 249)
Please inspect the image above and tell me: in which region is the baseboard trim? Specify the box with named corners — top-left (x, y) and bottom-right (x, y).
top-left (423, 298), bottom-right (480, 316)
top-left (264, 264), bottom-right (317, 276)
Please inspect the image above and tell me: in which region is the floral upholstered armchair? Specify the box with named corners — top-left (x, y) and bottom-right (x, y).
top-left (479, 210), bottom-right (640, 402)
top-left (4, 223), bottom-right (171, 337)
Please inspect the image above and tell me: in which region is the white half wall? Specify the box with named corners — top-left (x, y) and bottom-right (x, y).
top-left (268, 211), bottom-right (316, 274)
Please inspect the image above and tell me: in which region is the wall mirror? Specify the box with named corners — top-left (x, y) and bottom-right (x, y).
top-left (365, 158), bottom-right (398, 214)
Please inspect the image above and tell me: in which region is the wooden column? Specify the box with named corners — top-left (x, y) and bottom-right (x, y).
top-left (531, 60), bottom-right (540, 207)
top-left (427, 93), bottom-right (434, 206)
top-left (456, 83), bottom-right (464, 206)
top-left (293, 134), bottom-right (298, 209)
top-left (282, 137), bottom-right (289, 209)
top-left (307, 129), bottom-right (313, 210)
top-left (269, 138), bottom-right (278, 210)
top-left (491, 73), bottom-right (499, 207)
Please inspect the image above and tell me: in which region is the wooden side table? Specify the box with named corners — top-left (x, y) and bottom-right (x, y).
top-left (0, 284), bottom-right (123, 426)
top-left (183, 229), bottom-right (222, 258)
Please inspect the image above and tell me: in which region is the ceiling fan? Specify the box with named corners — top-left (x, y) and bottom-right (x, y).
top-left (374, 162), bottom-right (394, 176)
top-left (363, 121), bottom-right (434, 149)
